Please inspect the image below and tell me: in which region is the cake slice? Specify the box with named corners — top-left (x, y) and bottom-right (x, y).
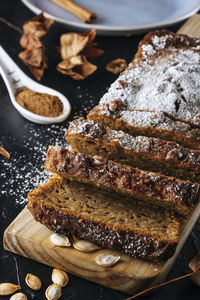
top-left (27, 174), bottom-right (180, 262)
top-left (88, 30), bottom-right (200, 147)
top-left (88, 107), bottom-right (200, 150)
top-left (66, 118), bottom-right (200, 182)
top-left (44, 146), bottom-right (200, 216)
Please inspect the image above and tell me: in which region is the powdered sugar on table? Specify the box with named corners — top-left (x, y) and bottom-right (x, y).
top-left (1, 122), bottom-right (68, 207)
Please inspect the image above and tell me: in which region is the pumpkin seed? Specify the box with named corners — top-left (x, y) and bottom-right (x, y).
top-left (95, 253), bottom-right (120, 267)
top-left (45, 284), bottom-right (62, 300)
top-left (10, 292), bottom-right (27, 300)
top-left (50, 233), bottom-right (71, 247)
top-left (73, 240), bottom-right (100, 252)
top-left (0, 283), bottom-right (20, 296)
top-left (52, 269), bottom-right (69, 287)
top-left (25, 273), bottom-right (42, 290)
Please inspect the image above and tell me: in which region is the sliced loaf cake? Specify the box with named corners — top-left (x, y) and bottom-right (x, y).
top-left (27, 174), bottom-right (180, 262)
top-left (66, 118), bottom-right (200, 182)
top-left (88, 107), bottom-right (200, 150)
top-left (44, 146), bottom-right (200, 216)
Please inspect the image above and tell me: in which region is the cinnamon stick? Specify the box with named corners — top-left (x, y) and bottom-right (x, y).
top-left (50, 0), bottom-right (96, 23)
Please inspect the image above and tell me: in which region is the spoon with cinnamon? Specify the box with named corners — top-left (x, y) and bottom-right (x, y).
top-left (0, 45), bottom-right (71, 124)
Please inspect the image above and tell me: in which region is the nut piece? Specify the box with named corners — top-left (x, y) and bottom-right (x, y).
top-left (52, 269), bottom-right (69, 287)
top-left (25, 273), bottom-right (42, 290)
top-left (10, 292), bottom-right (27, 300)
top-left (73, 240), bottom-right (100, 252)
top-left (0, 283), bottom-right (20, 296)
top-left (95, 253), bottom-right (120, 267)
top-left (106, 58), bottom-right (127, 74)
top-left (50, 233), bottom-right (71, 247)
top-left (45, 284), bottom-right (62, 300)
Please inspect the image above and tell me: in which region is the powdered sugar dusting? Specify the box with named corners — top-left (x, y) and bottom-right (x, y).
top-left (100, 35), bottom-right (200, 127)
top-left (68, 118), bottom-right (138, 150)
top-left (73, 86), bottom-right (96, 119)
top-left (1, 122), bottom-right (69, 207)
top-left (68, 118), bottom-right (103, 139)
top-left (141, 34), bottom-right (173, 56)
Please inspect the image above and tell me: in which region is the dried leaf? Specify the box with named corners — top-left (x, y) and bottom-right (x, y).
top-left (82, 29), bottom-right (96, 44)
top-left (60, 33), bottom-right (89, 60)
top-left (57, 55), bottom-right (97, 80)
top-left (57, 55), bottom-right (84, 73)
top-left (19, 12), bottom-right (53, 80)
top-left (58, 29), bottom-right (102, 80)
top-left (20, 34), bottom-right (43, 50)
top-left (81, 29), bottom-right (103, 59)
top-left (189, 252), bottom-right (200, 272)
top-left (19, 47), bottom-right (47, 80)
top-left (19, 47), bottom-right (44, 67)
top-left (72, 59), bottom-right (97, 80)
top-left (81, 44), bottom-right (104, 60)
top-left (21, 13), bottom-right (53, 41)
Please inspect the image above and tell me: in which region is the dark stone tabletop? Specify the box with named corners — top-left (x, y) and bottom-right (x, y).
top-left (0, 1), bottom-right (200, 299)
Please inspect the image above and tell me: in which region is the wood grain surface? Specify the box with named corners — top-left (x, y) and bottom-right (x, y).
top-left (178, 14), bottom-right (200, 36)
top-left (3, 14), bottom-right (200, 295)
top-left (3, 208), bottom-right (163, 294)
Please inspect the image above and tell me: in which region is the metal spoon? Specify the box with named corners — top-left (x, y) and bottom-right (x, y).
top-left (0, 45), bottom-right (71, 124)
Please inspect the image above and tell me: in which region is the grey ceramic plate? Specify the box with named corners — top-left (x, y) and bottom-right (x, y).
top-left (21, 0), bottom-right (200, 35)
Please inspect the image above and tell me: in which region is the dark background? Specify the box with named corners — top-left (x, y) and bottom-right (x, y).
top-left (1, 1), bottom-right (200, 299)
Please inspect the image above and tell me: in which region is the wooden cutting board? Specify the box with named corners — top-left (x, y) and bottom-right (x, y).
top-left (3, 14), bottom-right (200, 295)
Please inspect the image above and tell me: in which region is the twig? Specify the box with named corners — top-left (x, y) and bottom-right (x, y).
top-left (126, 269), bottom-right (200, 300)
top-left (0, 17), bottom-right (22, 34)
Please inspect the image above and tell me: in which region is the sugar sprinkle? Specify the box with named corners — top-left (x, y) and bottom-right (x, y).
top-left (1, 122), bottom-right (68, 207)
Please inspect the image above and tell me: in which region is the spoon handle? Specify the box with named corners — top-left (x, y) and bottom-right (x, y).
top-left (0, 45), bottom-right (21, 74)
top-left (0, 45), bottom-right (23, 97)
top-left (0, 47), bottom-right (16, 100)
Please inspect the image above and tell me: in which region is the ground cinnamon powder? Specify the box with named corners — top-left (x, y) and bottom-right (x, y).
top-left (15, 87), bottom-right (63, 117)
